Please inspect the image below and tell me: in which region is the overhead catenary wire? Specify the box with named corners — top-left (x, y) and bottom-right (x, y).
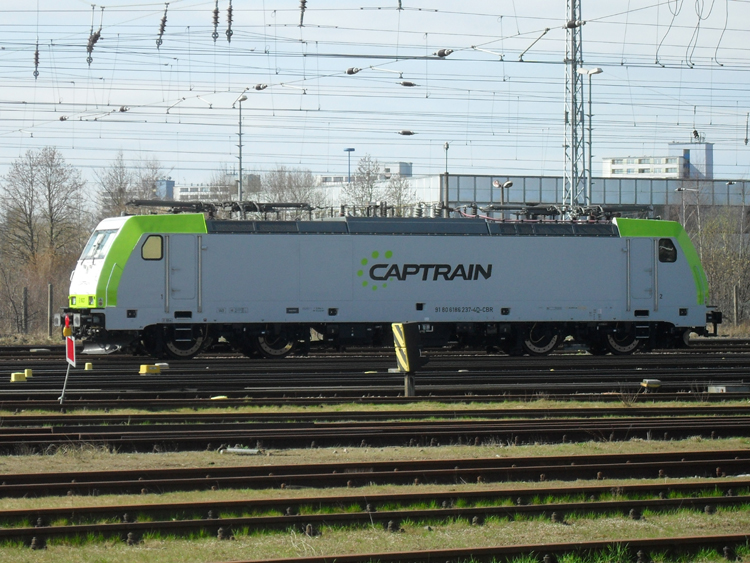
top-left (0, 1), bottom-right (747, 184)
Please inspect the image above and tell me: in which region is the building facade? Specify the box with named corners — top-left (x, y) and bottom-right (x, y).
top-left (602, 141), bottom-right (713, 180)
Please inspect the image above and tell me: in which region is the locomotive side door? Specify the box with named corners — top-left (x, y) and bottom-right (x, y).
top-left (167, 234), bottom-right (198, 312)
top-left (628, 238), bottom-right (654, 307)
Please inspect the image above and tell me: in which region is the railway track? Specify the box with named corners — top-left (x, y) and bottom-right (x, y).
top-left (5, 478), bottom-right (747, 530)
top-left (1, 412), bottom-right (750, 452)
top-left (1, 451), bottom-right (747, 553)
top-left (3, 405), bottom-right (750, 425)
top-left (219, 535), bottom-right (750, 563)
top-left (2, 338), bottom-right (749, 358)
top-left (2, 449), bottom-right (747, 497)
top-left (0, 351), bottom-right (749, 404)
top-left (4, 489), bottom-right (749, 546)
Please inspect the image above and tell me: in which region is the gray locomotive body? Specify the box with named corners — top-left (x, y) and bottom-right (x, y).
top-left (64, 214), bottom-right (719, 358)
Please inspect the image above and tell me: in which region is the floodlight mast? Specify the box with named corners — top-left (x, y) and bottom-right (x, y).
top-left (577, 67), bottom-right (603, 206)
top-left (233, 93), bottom-right (248, 213)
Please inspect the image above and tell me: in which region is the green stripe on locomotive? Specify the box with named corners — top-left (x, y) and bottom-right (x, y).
top-left (614, 217), bottom-right (708, 305)
top-left (91, 214), bottom-right (207, 308)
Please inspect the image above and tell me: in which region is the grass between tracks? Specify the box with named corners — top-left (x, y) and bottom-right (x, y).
top-left (0, 420), bottom-right (749, 561)
top-left (0, 509), bottom-right (747, 563)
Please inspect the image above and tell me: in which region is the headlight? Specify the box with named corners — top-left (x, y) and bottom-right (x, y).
top-left (89, 296), bottom-right (95, 305)
top-left (71, 297), bottom-right (76, 305)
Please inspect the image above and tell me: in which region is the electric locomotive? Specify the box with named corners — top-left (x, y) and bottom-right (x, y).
top-left (59, 213), bottom-right (721, 358)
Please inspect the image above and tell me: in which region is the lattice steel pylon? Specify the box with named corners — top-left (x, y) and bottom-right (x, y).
top-left (563, 0), bottom-right (585, 210)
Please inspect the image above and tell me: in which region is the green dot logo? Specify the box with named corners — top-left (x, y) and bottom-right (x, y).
top-left (358, 250), bottom-right (394, 290)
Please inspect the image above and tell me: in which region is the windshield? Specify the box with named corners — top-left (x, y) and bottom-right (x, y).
top-left (80, 229), bottom-right (119, 260)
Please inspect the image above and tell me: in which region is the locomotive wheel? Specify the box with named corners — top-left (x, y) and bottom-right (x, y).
top-left (164, 324), bottom-right (211, 359)
top-left (254, 326), bottom-right (297, 359)
top-left (521, 323), bottom-right (561, 356)
top-left (604, 324), bottom-right (641, 355)
top-left (679, 329), bottom-right (693, 348)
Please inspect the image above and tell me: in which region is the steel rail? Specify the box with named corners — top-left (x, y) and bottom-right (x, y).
top-left (3, 405), bottom-right (750, 426)
top-left (0, 450), bottom-right (747, 497)
top-left (1, 338), bottom-right (749, 357)
top-left (2, 352), bottom-right (750, 403)
top-left (3, 391), bottom-right (750, 410)
top-left (5, 479), bottom-right (749, 529)
top-left (214, 534), bottom-right (750, 563)
top-left (4, 494), bottom-right (750, 545)
top-left (1, 415), bottom-right (750, 452)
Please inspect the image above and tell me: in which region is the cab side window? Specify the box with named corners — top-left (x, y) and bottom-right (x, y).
top-left (141, 235), bottom-right (163, 260)
top-left (658, 238), bottom-right (677, 263)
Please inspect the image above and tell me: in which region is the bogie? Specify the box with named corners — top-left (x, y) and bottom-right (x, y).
top-left (603, 324), bottom-right (641, 355)
top-left (521, 323), bottom-right (561, 355)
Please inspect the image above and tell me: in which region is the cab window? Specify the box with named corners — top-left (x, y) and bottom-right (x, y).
top-left (141, 235), bottom-right (163, 260)
top-left (659, 238), bottom-right (677, 263)
top-left (81, 229), bottom-right (118, 260)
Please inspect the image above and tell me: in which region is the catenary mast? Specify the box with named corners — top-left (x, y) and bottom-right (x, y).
top-left (563, 0), bottom-right (586, 210)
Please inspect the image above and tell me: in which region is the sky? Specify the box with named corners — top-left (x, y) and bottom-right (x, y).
top-left (0, 0), bottom-right (749, 191)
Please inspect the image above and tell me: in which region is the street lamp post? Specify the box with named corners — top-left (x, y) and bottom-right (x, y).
top-left (675, 186), bottom-right (703, 261)
top-left (675, 187), bottom-right (699, 227)
top-left (577, 67), bottom-right (603, 206)
top-left (233, 94), bottom-right (248, 211)
top-left (344, 148), bottom-right (355, 183)
top-left (442, 142), bottom-right (451, 218)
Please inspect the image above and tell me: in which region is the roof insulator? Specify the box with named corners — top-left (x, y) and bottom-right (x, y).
top-left (156, 3), bottom-right (169, 49)
top-left (33, 42), bottom-right (39, 79)
top-left (212, 0), bottom-right (220, 42)
top-left (299, 0), bottom-right (307, 27)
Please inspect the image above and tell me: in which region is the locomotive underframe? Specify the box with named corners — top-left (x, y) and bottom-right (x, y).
top-left (63, 310), bottom-right (711, 359)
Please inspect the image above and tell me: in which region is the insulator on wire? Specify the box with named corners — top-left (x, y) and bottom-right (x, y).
top-left (226, 0), bottom-right (233, 42)
top-left (86, 6), bottom-right (104, 66)
top-left (86, 30), bottom-right (101, 66)
top-left (33, 42), bottom-right (39, 79)
top-left (156, 3), bottom-right (169, 48)
top-left (212, 0), bottom-right (219, 42)
top-left (299, 0), bottom-right (307, 27)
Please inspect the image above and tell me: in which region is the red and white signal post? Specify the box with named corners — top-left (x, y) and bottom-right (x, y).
top-left (59, 316), bottom-right (75, 404)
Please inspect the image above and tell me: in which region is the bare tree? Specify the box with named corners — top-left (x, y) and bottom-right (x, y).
top-left (205, 168), bottom-right (238, 201)
top-left (0, 147), bottom-right (88, 336)
top-left (341, 155), bottom-right (383, 209)
top-left (2, 147), bottom-right (85, 262)
top-left (699, 207), bottom-right (750, 327)
top-left (262, 165), bottom-right (327, 208)
top-left (132, 156), bottom-right (164, 200)
top-left (383, 174), bottom-right (417, 216)
top-left (96, 150), bottom-right (133, 219)
top-left (36, 147), bottom-right (86, 255)
top-left (1, 154), bottom-right (39, 262)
